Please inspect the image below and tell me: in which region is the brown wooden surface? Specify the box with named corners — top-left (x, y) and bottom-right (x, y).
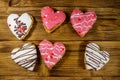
top-left (0, 0), bottom-right (120, 80)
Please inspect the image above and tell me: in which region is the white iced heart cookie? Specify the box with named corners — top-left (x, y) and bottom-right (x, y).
top-left (84, 43), bottom-right (110, 70)
top-left (11, 43), bottom-right (37, 71)
top-left (7, 13), bottom-right (33, 40)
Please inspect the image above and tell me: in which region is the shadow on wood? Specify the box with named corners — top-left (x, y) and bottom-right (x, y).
top-left (78, 41), bottom-right (89, 69)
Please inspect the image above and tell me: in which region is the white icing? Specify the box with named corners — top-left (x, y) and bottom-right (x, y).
top-left (71, 13), bottom-right (96, 28)
top-left (7, 13), bottom-right (33, 40)
top-left (11, 43), bottom-right (37, 71)
top-left (45, 14), bottom-right (48, 17)
top-left (57, 11), bottom-right (60, 13)
top-left (45, 61), bottom-right (55, 65)
top-left (45, 22), bottom-right (48, 24)
top-left (11, 48), bottom-right (20, 53)
top-left (85, 43), bottom-right (110, 70)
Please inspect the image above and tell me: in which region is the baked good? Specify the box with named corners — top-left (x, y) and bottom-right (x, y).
top-left (70, 9), bottom-right (97, 37)
top-left (7, 13), bottom-right (33, 40)
top-left (41, 6), bottom-right (66, 33)
top-left (11, 43), bottom-right (37, 71)
top-left (38, 40), bottom-right (66, 69)
top-left (84, 43), bottom-right (110, 70)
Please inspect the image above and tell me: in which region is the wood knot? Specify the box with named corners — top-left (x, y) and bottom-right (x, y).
top-left (8, 0), bottom-right (20, 7)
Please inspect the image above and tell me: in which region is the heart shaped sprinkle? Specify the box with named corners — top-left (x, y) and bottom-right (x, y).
top-left (7, 13), bottom-right (33, 40)
top-left (11, 43), bottom-right (37, 71)
top-left (84, 43), bottom-right (110, 70)
top-left (41, 6), bottom-right (66, 33)
top-left (70, 9), bottom-right (97, 37)
top-left (38, 40), bottom-right (66, 69)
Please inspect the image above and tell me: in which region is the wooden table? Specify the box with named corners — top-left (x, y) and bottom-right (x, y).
top-left (0, 0), bottom-right (120, 80)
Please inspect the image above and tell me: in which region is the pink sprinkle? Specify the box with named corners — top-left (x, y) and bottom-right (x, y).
top-left (62, 48), bottom-right (64, 51)
top-left (70, 9), bottom-right (97, 37)
top-left (43, 15), bottom-right (47, 18)
top-left (38, 40), bottom-right (66, 69)
top-left (41, 6), bottom-right (66, 31)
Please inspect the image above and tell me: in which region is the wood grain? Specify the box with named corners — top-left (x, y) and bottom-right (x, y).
top-left (0, 0), bottom-right (120, 80)
top-left (0, 41), bottom-right (119, 77)
top-left (0, 18), bottom-right (120, 41)
top-left (0, 76), bottom-right (104, 80)
top-left (10, 0), bottom-right (120, 8)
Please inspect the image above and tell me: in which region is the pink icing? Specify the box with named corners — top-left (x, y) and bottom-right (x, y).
top-left (70, 9), bottom-right (97, 37)
top-left (41, 6), bottom-right (66, 30)
top-left (38, 40), bottom-right (65, 69)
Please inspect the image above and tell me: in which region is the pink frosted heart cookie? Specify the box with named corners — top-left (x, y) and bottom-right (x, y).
top-left (84, 43), bottom-right (110, 70)
top-left (11, 43), bottom-right (37, 71)
top-left (41, 6), bottom-right (66, 33)
top-left (70, 9), bottom-right (97, 37)
top-left (7, 13), bottom-right (33, 40)
top-left (38, 40), bottom-right (66, 69)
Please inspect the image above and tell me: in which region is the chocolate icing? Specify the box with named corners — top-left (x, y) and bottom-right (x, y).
top-left (11, 43), bottom-right (37, 71)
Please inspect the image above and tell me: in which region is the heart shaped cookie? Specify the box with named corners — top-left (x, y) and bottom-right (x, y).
top-left (70, 9), bottom-right (97, 37)
top-left (41, 6), bottom-right (66, 33)
top-left (84, 43), bottom-right (110, 70)
top-left (38, 40), bottom-right (66, 69)
top-left (7, 13), bottom-right (33, 40)
top-left (11, 43), bottom-right (37, 71)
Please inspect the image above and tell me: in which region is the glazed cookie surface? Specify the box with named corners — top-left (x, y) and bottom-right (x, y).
top-left (84, 43), bottom-right (110, 70)
top-left (70, 9), bottom-right (97, 37)
top-left (7, 13), bottom-right (33, 40)
top-left (38, 40), bottom-right (66, 69)
top-left (41, 6), bottom-right (66, 33)
top-left (11, 43), bottom-right (37, 71)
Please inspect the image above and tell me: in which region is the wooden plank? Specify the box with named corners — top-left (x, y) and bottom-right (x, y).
top-left (0, 0), bottom-right (9, 16)
top-left (0, 18), bottom-right (120, 41)
top-left (0, 41), bottom-right (119, 76)
top-left (0, 41), bottom-right (120, 55)
top-left (7, 7), bottom-right (120, 19)
top-left (0, 0), bottom-right (120, 79)
top-left (102, 77), bottom-right (120, 80)
top-left (0, 7), bottom-right (118, 41)
top-left (0, 0), bottom-right (9, 8)
top-left (92, 66), bottom-right (120, 77)
top-left (10, 0), bottom-right (120, 8)
top-left (0, 53), bottom-right (90, 76)
top-left (0, 8), bottom-right (7, 16)
top-left (0, 76), bottom-right (120, 80)
top-left (0, 52), bottom-right (119, 77)
top-left (0, 52), bottom-right (91, 76)
top-left (0, 76), bottom-right (104, 80)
